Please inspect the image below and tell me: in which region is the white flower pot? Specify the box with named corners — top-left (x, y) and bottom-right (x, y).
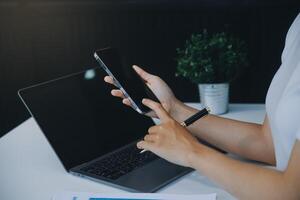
top-left (198, 83), bottom-right (229, 115)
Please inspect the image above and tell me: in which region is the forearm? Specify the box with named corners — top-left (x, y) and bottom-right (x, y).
top-left (171, 100), bottom-right (275, 164)
top-left (189, 144), bottom-right (298, 200)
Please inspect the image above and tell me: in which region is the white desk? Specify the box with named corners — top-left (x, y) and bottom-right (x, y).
top-left (0, 104), bottom-right (265, 200)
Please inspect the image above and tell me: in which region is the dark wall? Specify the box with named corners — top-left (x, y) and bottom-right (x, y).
top-left (0, 0), bottom-right (299, 136)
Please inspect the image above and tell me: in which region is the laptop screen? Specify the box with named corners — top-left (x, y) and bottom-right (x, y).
top-left (19, 67), bottom-right (154, 170)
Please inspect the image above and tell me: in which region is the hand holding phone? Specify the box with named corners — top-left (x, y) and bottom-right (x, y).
top-left (95, 48), bottom-right (178, 116)
top-left (94, 48), bottom-right (160, 114)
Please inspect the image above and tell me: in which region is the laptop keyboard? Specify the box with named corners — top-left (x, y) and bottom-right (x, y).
top-left (80, 145), bottom-right (158, 180)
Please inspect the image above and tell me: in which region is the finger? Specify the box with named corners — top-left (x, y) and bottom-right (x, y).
top-left (145, 110), bottom-right (158, 118)
top-left (142, 98), bottom-right (169, 122)
top-left (148, 125), bottom-right (159, 134)
top-left (137, 140), bottom-right (154, 151)
top-left (132, 65), bottom-right (153, 82)
top-left (144, 134), bottom-right (157, 142)
top-left (122, 98), bottom-right (131, 106)
top-left (104, 76), bottom-right (117, 87)
top-left (111, 89), bottom-right (126, 98)
top-left (104, 76), bottom-right (114, 84)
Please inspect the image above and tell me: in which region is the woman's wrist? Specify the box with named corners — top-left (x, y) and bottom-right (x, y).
top-left (169, 98), bottom-right (198, 123)
top-left (186, 141), bottom-right (207, 168)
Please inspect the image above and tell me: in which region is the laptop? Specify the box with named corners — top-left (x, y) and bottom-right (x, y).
top-left (18, 67), bottom-right (193, 192)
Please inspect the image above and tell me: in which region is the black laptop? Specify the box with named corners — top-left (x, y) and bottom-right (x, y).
top-left (18, 67), bottom-right (192, 192)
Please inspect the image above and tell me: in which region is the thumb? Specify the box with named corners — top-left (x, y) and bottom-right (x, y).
top-left (132, 65), bottom-right (152, 82)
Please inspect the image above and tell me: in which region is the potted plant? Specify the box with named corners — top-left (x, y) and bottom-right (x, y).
top-left (176, 30), bottom-right (248, 114)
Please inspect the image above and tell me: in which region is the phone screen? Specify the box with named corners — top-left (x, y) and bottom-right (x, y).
top-left (94, 48), bottom-right (159, 114)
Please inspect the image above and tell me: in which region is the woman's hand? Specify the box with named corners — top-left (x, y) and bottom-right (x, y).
top-left (104, 65), bottom-right (180, 118)
top-left (137, 98), bottom-right (201, 167)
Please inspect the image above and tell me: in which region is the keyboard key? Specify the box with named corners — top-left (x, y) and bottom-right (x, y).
top-left (81, 145), bottom-right (158, 180)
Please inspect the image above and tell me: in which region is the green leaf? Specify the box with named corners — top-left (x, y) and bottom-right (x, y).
top-left (175, 30), bottom-right (249, 83)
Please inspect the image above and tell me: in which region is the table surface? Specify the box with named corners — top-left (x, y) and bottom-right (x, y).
top-left (0, 103), bottom-right (265, 200)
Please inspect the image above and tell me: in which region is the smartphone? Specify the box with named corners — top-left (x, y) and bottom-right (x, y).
top-left (94, 47), bottom-right (159, 114)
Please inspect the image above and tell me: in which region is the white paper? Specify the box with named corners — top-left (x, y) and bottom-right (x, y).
top-left (53, 191), bottom-right (216, 200)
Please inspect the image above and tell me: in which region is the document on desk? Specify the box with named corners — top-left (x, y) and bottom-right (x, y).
top-left (53, 191), bottom-right (216, 200)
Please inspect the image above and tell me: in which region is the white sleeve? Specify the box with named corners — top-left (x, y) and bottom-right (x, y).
top-left (282, 13), bottom-right (300, 62)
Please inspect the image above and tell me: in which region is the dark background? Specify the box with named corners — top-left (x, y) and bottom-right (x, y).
top-left (0, 0), bottom-right (299, 137)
